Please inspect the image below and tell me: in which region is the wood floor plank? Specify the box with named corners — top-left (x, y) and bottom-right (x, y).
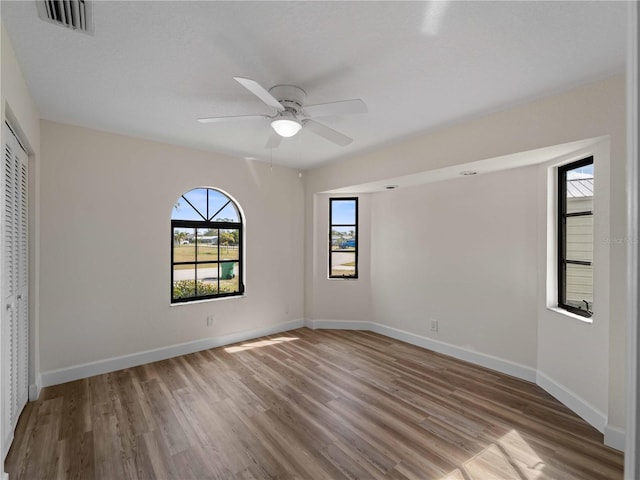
top-left (140, 379), bottom-right (191, 457)
top-left (141, 429), bottom-right (179, 480)
top-left (57, 431), bottom-right (95, 480)
top-left (323, 440), bottom-right (386, 480)
top-left (5, 328), bottom-right (624, 479)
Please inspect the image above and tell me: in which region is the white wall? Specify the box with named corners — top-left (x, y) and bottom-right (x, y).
top-left (304, 75), bottom-right (626, 448)
top-left (536, 140), bottom-right (611, 434)
top-left (38, 121), bottom-right (305, 376)
top-left (370, 167), bottom-right (538, 369)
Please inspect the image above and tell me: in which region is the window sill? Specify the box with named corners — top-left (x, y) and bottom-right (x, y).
top-left (546, 306), bottom-right (593, 324)
top-left (171, 294), bottom-right (246, 307)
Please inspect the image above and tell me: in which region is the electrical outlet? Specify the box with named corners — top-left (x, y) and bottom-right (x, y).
top-left (206, 315), bottom-right (215, 327)
top-left (430, 319), bottom-right (438, 332)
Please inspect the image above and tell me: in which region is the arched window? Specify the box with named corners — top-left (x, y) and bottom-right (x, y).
top-left (171, 188), bottom-right (244, 303)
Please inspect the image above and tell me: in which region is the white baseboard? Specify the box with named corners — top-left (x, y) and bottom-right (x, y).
top-left (370, 322), bottom-right (538, 383)
top-left (28, 375), bottom-right (42, 401)
top-left (604, 424), bottom-right (626, 451)
top-left (306, 319), bottom-right (537, 382)
top-left (304, 319), bottom-right (371, 330)
top-left (40, 319), bottom-right (305, 388)
top-left (536, 370), bottom-right (607, 434)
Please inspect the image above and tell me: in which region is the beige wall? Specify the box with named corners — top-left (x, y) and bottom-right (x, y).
top-left (304, 75), bottom-right (626, 448)
top-left (39, 121), bottom-right (305, 371)
top-left (370, 166), bottom-right (539, 368)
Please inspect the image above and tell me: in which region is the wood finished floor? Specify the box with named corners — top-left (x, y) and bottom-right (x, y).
top-left (5, 328), bottom-right (623, 480)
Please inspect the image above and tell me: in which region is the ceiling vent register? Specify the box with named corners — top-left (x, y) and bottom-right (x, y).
top-left (36, 0), bottom-right (94, 34)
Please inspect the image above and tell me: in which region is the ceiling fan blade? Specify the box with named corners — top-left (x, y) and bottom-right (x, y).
top-left (233, 77), bottom-right (284, 112)
top-left (197, 114), bottom-right (268, 124)
top-left (303, 99), bottom-right (367, 118)
top-left (303, 119), bottom-right (353, 146)
top-left (265, 132), bottom-right (283, 149)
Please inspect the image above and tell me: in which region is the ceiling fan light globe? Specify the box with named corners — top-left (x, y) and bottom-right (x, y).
top-left (271, 118), bottom-right (302, 137)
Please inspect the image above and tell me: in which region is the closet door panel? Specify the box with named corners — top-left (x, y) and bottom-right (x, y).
top-left (15, 145), bottom-right (28, 417)
top-left (2, 124), bottom-right (29, 456)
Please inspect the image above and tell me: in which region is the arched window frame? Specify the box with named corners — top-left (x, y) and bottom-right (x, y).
top-left (171, 187), bottom-right (244, 303)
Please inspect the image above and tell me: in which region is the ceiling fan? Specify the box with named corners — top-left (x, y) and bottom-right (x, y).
top-left (198, 77), bottom-right (367, 148)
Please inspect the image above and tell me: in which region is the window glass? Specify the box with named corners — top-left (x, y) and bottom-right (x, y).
top-left (220, 229), bottom-right (240, 260)
top-left (565, 264), bottom-right (593, 313)
top-left (213, 203), bottom-right (240, 222)
top-left (173, 227), bottom-right (195, 262)
top-left (207, 189), bottom-right (231, 220)
top-left (219, 262), bottom-right (240, 294)
top-left (181, 189), bottom-right (208, 219)
top-left (565, 216), bottom-right (593, 262)
top-left (331, 199), bottom-right (357, 224)
top-left (172, 198), bottom-right (203, 221)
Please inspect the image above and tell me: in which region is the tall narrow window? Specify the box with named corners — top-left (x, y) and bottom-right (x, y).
top-left (329, 197), bottom-right (358, 279)
top-left (171, 188), bottom-right (244, 303)
top-left (558, 157), bottom-right (593, 318)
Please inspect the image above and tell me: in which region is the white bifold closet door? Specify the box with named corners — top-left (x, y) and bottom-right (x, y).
top-left (2, 123), bottom-right (28, 457)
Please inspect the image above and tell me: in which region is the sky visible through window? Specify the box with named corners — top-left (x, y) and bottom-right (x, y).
top-left (567, 163), bottom-right (593, 179)
top-left (172, 188), bottom-right (239, 226)
top-left (332, 200), bottom-right (356, 224)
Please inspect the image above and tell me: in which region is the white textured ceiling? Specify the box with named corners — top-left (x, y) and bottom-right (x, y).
top-left (1, 1), bottom-right (627, 170)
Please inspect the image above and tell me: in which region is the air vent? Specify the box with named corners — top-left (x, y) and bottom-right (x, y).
top-left (36, 1), bottom-right (94, 34)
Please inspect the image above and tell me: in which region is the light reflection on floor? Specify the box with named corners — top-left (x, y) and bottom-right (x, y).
top-left (442, 430), bottom-right (545, 480)
top-left (224, 336), bottom-right (299, 353)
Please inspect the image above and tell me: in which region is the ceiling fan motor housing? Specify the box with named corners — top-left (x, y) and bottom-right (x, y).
top-left (198, 77), bottom-right (359, 146)
top-left (268, 85), bottom-right (306, 114)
